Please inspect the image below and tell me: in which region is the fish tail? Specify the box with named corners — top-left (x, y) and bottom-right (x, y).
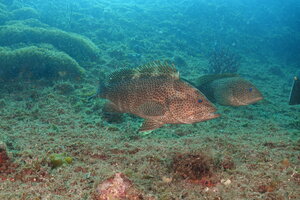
top-left (97, 81), bottom-right (106, 95)
top-left (89, 75), bottom-right (107, 101)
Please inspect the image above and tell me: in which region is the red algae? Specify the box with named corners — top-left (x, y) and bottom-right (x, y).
top-left (0, 141), bottom-right (18, 181)
top-left (0, 141), bottom-right (9, 165)
top-left (172, 152), bottom-right (214, 180)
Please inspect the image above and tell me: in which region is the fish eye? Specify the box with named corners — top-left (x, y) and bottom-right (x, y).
top-left (198, 99), bottom-right (203, 103)
top-left (248, 88), bottom-right (253, 92)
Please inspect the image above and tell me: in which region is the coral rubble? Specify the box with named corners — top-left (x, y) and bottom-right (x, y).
top-left (94, 173), bottom-right (144, 200)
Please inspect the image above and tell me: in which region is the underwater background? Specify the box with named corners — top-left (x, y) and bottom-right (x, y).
top-left (0, 0), bottom-right (299, 199)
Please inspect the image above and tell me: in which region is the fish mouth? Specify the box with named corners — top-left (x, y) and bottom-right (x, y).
top-left (180, 111), bottom-right (220, 124)
top-left (196, 112), bottom-right (220, 122)
top-left (208, 112), bottom-right (220, 120)
top-left (204, 105), bottom-right (220, 120)
top-left (248, 96), bottom-right (263, 105)
top-left (254, 96), bottom-right (263, 102)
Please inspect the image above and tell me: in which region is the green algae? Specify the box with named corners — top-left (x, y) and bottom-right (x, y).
top-left (49, 153), bottom-right (73, 168)
top-left (0, 46), bottom-right (85, 80)
top-left (0, 24), bottom-right (99, 63)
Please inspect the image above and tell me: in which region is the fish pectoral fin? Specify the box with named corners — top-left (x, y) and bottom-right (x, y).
top-left (139, 119), bottom-right (164, 132)
top-left (103, 102), bottom-right (122, 113)
top-left (137, 101), bottom-right (166, 116)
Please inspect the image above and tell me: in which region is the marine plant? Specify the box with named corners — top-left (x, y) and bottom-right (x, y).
top-left (49, 153), bottom-right (73, 169)
top-left (287, 120), bottom-right (300, 130)
top-left (11, 7), bottom-right (40, 20)
top-left (207, 47), bottom-right (240, 74)
top-left (0, 24), bottom-right (99, 64)
top-left (0, 46), bottom-right (85, 80)
top-left (54, 82), bottom-right (75, 94)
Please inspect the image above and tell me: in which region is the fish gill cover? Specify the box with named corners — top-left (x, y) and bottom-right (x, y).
top-left (0, 0), bottom-right (299, 200)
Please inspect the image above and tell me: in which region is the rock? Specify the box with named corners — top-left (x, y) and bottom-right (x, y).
top-left (0, 46), bottom-right (85, 81)
top-left (11, 7), bottom-right (40, 20)
top-left (0, 24), bottom-right (99, 64)
top-left (221, 179), bottom-right (231, 186)
top-left (95, 173), bottom-right (143, 200)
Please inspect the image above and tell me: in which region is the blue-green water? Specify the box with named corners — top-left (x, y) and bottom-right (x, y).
top-left (0, 0), bottom-right (299, 199)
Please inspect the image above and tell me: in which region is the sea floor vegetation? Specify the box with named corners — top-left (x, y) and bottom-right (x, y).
top-left (0, 62), bottom-right (299, 199)
top-left (0, 0), bottom-right (299, 199)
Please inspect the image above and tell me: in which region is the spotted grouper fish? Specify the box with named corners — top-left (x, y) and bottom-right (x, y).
top-left (92, 62), bottom-right (220, 131)
top-left (194, 74), bottom-right (263, 106)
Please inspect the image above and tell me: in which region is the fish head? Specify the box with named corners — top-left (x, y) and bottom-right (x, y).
top-left (168, 81), bottom-right (220, 124)
top-left (230, 78), bottom-right (263, 106)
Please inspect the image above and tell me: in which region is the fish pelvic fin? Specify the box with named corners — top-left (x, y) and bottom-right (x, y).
top-left (103, 102), bottom-right (122, 113)
top-left (139, 119), bottom-right (164, 132)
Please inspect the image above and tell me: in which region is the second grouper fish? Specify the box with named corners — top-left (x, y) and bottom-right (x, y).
top-left (194, 74), bottom-right (263, 106)
top-left (93, 62), bottom-right (220, 131)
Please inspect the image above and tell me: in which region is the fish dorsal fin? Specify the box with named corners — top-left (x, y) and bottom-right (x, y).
top-left (106, 61), bottom-right (179, 85)
top-left (136, 61), bottom-right (179, 80)
top-left (106, 68), bottom-right (136, 85)
top-left (195, 73), bottom-right (239, 86)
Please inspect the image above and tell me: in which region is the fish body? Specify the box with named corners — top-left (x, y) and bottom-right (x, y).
top-left (195, 74), bottom-right (263, 106)
top-left (95, 62), bottom-right (219, 131)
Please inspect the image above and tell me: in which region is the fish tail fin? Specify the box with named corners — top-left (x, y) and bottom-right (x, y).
top-left (89, 73), bottom-right (107, 101)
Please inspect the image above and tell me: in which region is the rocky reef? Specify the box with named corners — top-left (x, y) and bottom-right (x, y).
top-left (0, 24), bottom-right (99, 64)
top-left (0, 46), bottom-right (85, 80)
top-left (0, 2), bottom-right (100, 82)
